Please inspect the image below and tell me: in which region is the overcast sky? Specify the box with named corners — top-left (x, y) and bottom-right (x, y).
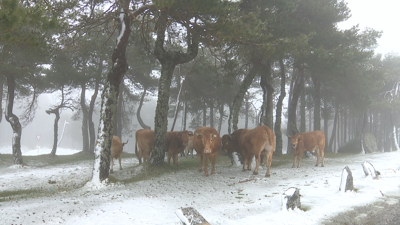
top-left (339, 0), bottom-right (400, 56)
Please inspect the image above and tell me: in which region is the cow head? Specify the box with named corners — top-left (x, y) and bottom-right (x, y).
top-left (196, 129), bottom-right (218, 154)
top-left (221, 134), bottom-right (233, 153)
top-left (287, 133), bottom-right (301, 152)
top-left (178, 130), bottom-right (190, 147)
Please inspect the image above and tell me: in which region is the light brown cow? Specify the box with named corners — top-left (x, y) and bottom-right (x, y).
top-left (135, 129), bottom-right (154, 164)
top-left (193, 126), bottom-right (221, 176)
top-left (222, 126), bottom-right (275, 177)
top-left (166, 131), bottom-right (190, 165)
top-left (184, 134), bottom-right (194, 158)
top-left (287, 130), bottom-right (326, 168)
top-left (135, 129), bottom-right (190, 165)
top-left (110, 136), bottom-right (128, 173)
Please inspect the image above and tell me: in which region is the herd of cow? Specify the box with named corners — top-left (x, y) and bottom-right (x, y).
top-left (110, 126), bottom-right (327, 177)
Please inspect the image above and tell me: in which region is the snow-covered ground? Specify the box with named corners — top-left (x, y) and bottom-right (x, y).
top-left (1, 146), bottom-right (400, 225)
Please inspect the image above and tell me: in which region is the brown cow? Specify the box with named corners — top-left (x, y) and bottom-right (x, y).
top-left (166, 130), bottom-right (190, 165)
top-left (110, 136), bottom-right (129, 173)
top-left (221, 128), bottom-right (250, 168)
top-left (135, 129), bottom-right (190, 165)
top-left (287, 130), bottom-right (326, 168)
top-left (222, 126), bottom-right (275, 177)
top-left (135, 129), bottom-right (154, 164)
top-left (193, 127), bottom-right (221, 176)
top-left (184, 134), bottom-right (194, 158)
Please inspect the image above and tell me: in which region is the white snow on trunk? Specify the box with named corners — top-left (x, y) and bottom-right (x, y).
top-left (116, 8), bottom-right (126, 46)
top-left (57, 120), bottom-right (69, 146)
top-left (393, 126), bottom-right (400, 151)
top-left (339, 167), bottom-right (349, 192)
top-left (361, 138), bottom-right (365, 154)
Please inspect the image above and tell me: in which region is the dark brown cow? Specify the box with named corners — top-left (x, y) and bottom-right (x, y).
top-left (165, 131), bottom-right (190, 165)
top-left (221, 128), bottom-right (250, 168)
top-left (222, 126), bottom-right (275, 177)
top-left (287, 130), bottom-right (326, 168)
top-left (184, 134), bottom-right (194, 158)
top-left (135, 129), bottom-right (190, 165)
top-left (193, 126), bottom-right (221, 176)
top-left (135, 129), bottom-right (154, 164)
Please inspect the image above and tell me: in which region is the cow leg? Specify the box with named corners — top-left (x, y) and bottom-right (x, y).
top-left (242, 157), bottom-right (247, 172)
top-left (118, 156), bottom-right (122, 170)
top-left (321, 149), bottom-right (325, 167)
top-left (315, 148), bottom-right (320, 167)
top-left (110, 159), bottom-right (114, 174)
top-left (197, 153), bottom-right (203, 172)
top-left (253, 154), bottom-right (260, 175)
top-left (292, 155), bottom-right (297, 168)
top-left (265, 152), bottom-right (272, 177)
top-left (248, 154), bottom-right (253, 171)
top-left (211, 154), bottom-right (216, 175)
top-left (174, 153), bottom-right (179, 166)
top-left (204, 154), bottom-right (209, 177)
top-left (297, 152), bottom-right (303, 168)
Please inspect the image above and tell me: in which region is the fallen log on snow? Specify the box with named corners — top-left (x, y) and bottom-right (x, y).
top-left (175, 207), bottom-right (210, 225)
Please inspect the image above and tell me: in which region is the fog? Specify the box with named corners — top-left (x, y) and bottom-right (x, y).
top-left (0, 93), bottom-right (261, 154)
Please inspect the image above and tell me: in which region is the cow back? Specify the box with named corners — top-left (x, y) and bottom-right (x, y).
top-left (301, 130), bottom-right (325, 150)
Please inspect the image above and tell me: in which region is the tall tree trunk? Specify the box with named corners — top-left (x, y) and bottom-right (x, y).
top-left (114, 82), bottom-right (123, 138)
top-left (137, 87), bottom-right (151, 129)
top-left (80, 83), bottom-right (89, 154)
top-left (92, 1), bottom-right (133, 183)
top-left (260, 60), bottom-right (273, 128)
top-left (150, 9), bottom-right (198, 165)
top-left (4, 73), bottom-right (23, 164)
top-left (274, 58), bottom-right (286, 155)
top-left (244, 92), bottom-right (249, 129)
top-left (300, 88), bottom-right (306, 133)
top-left (286, 63), bottom-right (304, 153)
top-left (182, 101), bottom-right (187, 130)
top-left (218, 103), bottom-right (224, 134)
top-left (312, 76), bottom-right (321, 131)
top-left (88, 77), bottom-right (100, 154)
top-left (202, 99), bottom-right (207, 126)
top-left (0, 78), bottom-right (3, 123)
top-left (46, 108), bottom-right (60, 156)
top-left (171, 77), bottom-right (185, 131)
top-left (230, 64), bottom-right (261, 131)
top-left (328, 102), bottom-right (339, 152)
top-left (323, 96), bottom-right (329, 142)
top-left (209, 102), bottom-right (214, 128)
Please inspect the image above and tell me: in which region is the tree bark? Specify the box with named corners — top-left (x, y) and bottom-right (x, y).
top-left (0, 79), bottom-right (3, 123)
top-left (312, 75), bottom-right (321, 131)
top-left (230, 64), bottom-right (260, 131)
top-left (80, 83), bottom-right (89, 154)
top-left (328, 102), bottom-right (339, 152)
top-left (46, 108), bottom-right (60, 156)
top-left (286, 63), bottom-right (304, 153)
top-left (88, 77), bottom-right (100, 154)
top-left (150, 9), bottom-right (199, 165)
top-left (137, 87), bottom-right (151, 129)
top-left (4, 73), bottom-right (23, 164)
top-left (260, 60), bottom-right (274, 128)
top-left (274, 58), bottom-right (286, 155)
top-left (92, 1), bottom-right (133, 183)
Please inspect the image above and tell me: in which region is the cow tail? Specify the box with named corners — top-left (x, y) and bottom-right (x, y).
top-left (123, 139), bottom-right (129, 146)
